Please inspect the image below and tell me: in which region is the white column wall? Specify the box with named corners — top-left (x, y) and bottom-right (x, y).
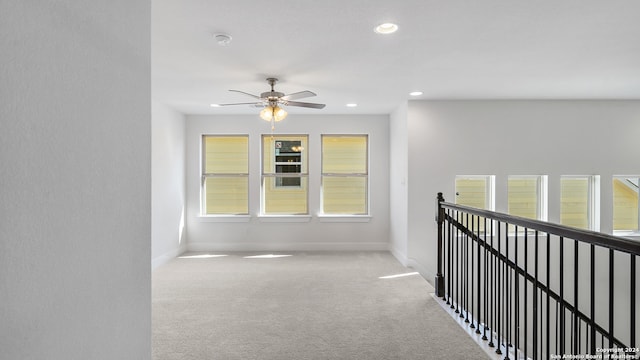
top-left (0, 1), bottom-right (151, 359)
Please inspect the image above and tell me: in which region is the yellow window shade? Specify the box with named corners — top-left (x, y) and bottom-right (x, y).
top-left (613, 178), bottom-right (639, 231)
top-left (204, 136), bottom-right (248, 174)
top-left (262, 176), bottom-right (308, 214)
top-left (204, 177), bottom-right (248, 214)
top-left (455, 178), bottom-right (487, 210)
top-left (322, 136), bottom-right (367, 174)
top-left (560, 177), bottom-right (589, 230)
top-left (322, 176), bottom-right (367, 215)
top-left (508, 177), bottom-right (538, 220)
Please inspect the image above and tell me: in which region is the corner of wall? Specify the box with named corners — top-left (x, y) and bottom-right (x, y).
top-left (151, 101), bottom-right (187, 269)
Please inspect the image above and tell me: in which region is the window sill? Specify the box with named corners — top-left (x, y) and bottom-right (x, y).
top-left (198, 215), bottom-right (251, 223)
top-left (318, 215), bottom-right (371, 223)
top-left (258, 215), bottom-right (312, 223)
top-left (613, 230), bottom-right (640, 239)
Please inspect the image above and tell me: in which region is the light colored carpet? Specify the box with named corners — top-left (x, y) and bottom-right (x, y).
top-left (152, 251), bottom-right (490, 360)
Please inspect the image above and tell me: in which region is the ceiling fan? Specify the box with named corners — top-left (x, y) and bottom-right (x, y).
top-left (214, 77), bottom-right (326, 122)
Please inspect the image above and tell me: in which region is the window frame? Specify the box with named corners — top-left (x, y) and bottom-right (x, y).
top-left (200, 134), bottom-right (250, 217)
top-left (507, 175), bottom-right (548, 222)
top-left (612, 175), bottom-right (640, 236)
top-left (454, 175), bottom-right (495, 233)
top-left (454, 175), bottom-right (495, 211)
top-left (560, 175), bottom-right (600, 231)
top-left (320, 134), bottom-right (370, 217)
top-left (260, 134), bottom-right (309, 216)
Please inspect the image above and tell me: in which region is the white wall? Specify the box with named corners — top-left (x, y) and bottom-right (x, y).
top-left (389, 102), bottom-right (409, 264)
top-left (185, 114), bottom-right (390, 252)
top-left (405, 100), bottom-right (640, 282)
top-left (0, 2), bottom-right (151, 359)
top-left (152, 101), bottom-right (187, 268)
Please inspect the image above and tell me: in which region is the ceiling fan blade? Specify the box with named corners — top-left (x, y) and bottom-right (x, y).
top-left (280, 90), bottom-right (316, 101)
top-left (228, 90), bottom-right (262, 99)
top-left (284, 100), bottom-right (326, 109)
top-left (215, 102), bottom-right (264, 107)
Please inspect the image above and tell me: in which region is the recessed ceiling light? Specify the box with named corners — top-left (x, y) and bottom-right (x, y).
top-left (210, 104), bottom-right (221, 107)
top-left (409, 91), bottom-right (423, 96)
top-left (374, 23), bottom-right (398, 34)
top-left (346, 103), bottom-right (358, 107)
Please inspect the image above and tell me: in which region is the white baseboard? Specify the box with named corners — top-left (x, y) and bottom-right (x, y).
top-left (406, 258), bottom-right (435, 288)
top-left (389, 247), bottom-right (408, 267)
top-left (152, 245), bottom-right (187, 270)
top-left (186, 241), bottom-right (389, 253)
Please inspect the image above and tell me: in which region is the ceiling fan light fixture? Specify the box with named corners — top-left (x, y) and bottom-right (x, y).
top-left (260, 105), bottom-right (287, 122)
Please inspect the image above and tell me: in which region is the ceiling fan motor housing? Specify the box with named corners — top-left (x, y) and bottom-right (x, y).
top-left (261, 91), bottom-right (284, 100)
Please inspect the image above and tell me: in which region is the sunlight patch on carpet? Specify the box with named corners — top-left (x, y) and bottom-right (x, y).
top-left (243, 254), bottom-right (293, 259)
top-left (179, 254), bottom-right (228, 259)
top-left (378, 272), bottom-right (420, 279)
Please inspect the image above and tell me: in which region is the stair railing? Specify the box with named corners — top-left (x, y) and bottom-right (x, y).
top-left (435, 192), bottom-right (640, 359)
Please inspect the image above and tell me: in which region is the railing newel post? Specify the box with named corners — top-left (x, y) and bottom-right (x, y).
top-left (435, 192), bottom-right (446, 297)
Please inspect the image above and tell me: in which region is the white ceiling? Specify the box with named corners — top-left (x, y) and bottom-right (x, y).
top-left (152, 0), bottom-right (640, 115)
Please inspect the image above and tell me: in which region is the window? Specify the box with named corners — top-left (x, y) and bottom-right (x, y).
top-left (274, 140), bottom-right (302, 187)
top-left (321, 135), bottom-right (368, 215)
top-left (613, 176), bottom-right (639, 234)
top-left (560, 175), bottom-right (599, 230)
top-left (508, 175), bottom-right (548, 221)
top-left (455, 175), bottom-right (494, 210)
top-left (262, 135), bottom-right (308, 215)
top-left (201, 135), bottom-right (249, 215)
top-left (455, 175), bottom-right (494, 232)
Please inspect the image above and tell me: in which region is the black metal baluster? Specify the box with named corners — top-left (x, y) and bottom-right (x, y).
top-left (455, 211), bottom-right (462, 314)
top-left (476, 215), bottom-right (482, 334)
top-left (560, 236), bottom-right (565, 356)
top-left (574, 319), bottom-right (582, 354)
top-left (547, 233), bottom-right (551, 359)
top-left (590, 244), bottom-right (596, 355)
top-left (578, 319), bottom-right (582, 354)
top-left (488, 219), bottom-right (496, 348)
top-left (465, 213), bottom-right (469, 323)
top-left (452, 213), bottom-right (457, 309)
top-left (524, 229), bottom-right (528, 359)
top-left (533, 230), bottom-right (539, 360)
top-left (585, 319), bottom-right (589, 357)
top-left (609, 248), bottom-right (614, 348)
top-left (570, 309), bottom-right (575, 355)
top-left (483, 217), bottom-right (489, 341)
top-left (574, 239), bottom-right (579, 355)
top-left (506, 225), bottom-right (512, 360)
top-left (447, 209), bottom-right (452, 306)
top-left (496, 221), bottom-right (503, 356)
top-left (631, 254), bottom-right (636, 351)
top-left (470, 215), bottom-right (475, 329)
top-left (556, 299), bottom-right (560, 356)
top-left (515, 226), bottom-right (520, 360)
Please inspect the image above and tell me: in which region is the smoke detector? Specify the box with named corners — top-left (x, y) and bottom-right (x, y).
top-left (214, 33), bottom-right (232, 46)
